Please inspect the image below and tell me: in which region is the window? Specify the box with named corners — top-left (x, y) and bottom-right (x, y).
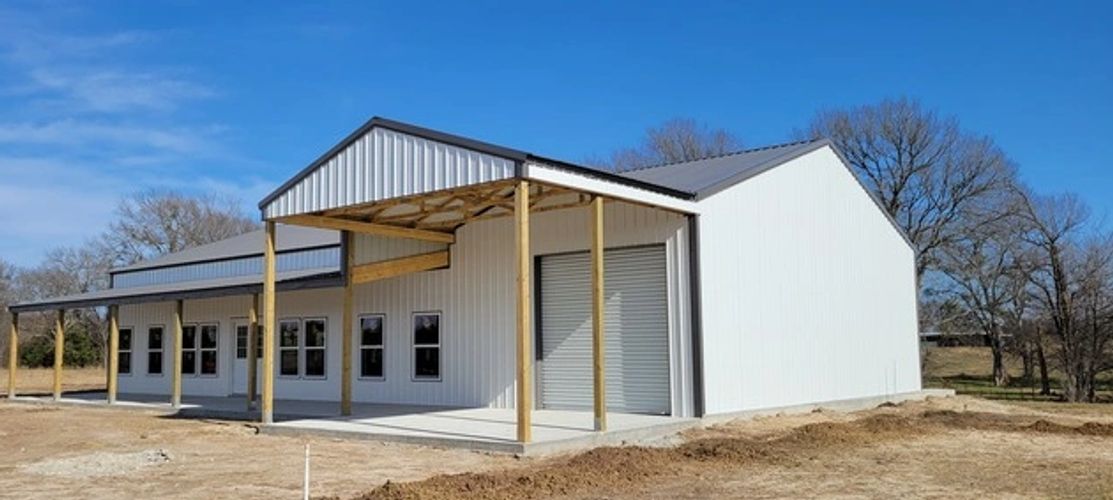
top-left (181, 323), bottom-right (218, 376)
top-left (304, 318), bottom-right (327, 378)
top-left (359, 315), bottom-right (384, 378)
top-left (279, 320), bottom-right (299, 376)
top-left (413, 312), bottom-right (440, 380)
top-left (147, 326), bottom-right (164, 375)
top-left (237, 325), bottom-right (263, 359)
top-left (118, 328), bottom-right (133, 375)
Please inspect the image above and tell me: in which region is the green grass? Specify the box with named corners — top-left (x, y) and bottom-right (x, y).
top-left (922, 346), bottom-right (1112, 403)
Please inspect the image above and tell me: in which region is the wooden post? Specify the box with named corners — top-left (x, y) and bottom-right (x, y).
top-left (515, 180), bottom-right (532, 443)
top-left (262, 221), bottom-right (277, 424)
top-left (172, 300), bottom-right (183, 408)
top-left (590, 196), bottom-right (607, 432)
top-left (107, 306), bottom-right (119, 404)
top-left (53, 309), bottom-right (64, 401)
top-left (7, 313), bottom-right (17, 399)
top-left (247, 294), bottom-right (259, 410)
top-left (340, 231), bottom-right (354, 416)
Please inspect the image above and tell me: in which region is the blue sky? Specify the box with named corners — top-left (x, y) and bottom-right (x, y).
top-left (1, 1), bottom-right (1110, 266)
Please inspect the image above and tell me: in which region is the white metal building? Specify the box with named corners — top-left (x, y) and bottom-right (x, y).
top-left (8, 117), bottom-right (921, 443)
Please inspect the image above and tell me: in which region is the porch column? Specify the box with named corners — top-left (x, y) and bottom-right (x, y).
top-left (515, 180), bottom-right (532, 443)
top-left (261, 220), bottom-right (277, 424)
top-left (247, 294), bottom-right (259, 410)
top-left (171, 299), bottom-right (183, 408)
top-left (107, 305), bottom-right (119, 404)
top-left (7, 312), bottom-right (17, 398)
top-left (590, 196), bottom-right (607, 432)
top-left (52, 309), bottom-right (64, 401)
top-left (340, 231), bottom-right (354, 416)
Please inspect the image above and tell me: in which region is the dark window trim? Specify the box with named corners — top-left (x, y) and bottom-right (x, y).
top-left (118, 325), bottom-right (134, 376)
top-left (146, 324), bottom-right (166, 377)
top-left (302, 317), bottom-right (329, 380)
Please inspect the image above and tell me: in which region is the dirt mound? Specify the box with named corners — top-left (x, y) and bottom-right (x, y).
top-left (351, 407), bottom-right (1113, 500)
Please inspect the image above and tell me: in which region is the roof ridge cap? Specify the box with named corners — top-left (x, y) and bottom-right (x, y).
top-left (620, 138), bottom-right (823, 173)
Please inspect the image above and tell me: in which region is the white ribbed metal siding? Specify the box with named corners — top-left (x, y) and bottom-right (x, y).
top-left (263, 127), bottom-right (518, 219)
top-left (697, 146), bottom-right (921, 415)
top-left (352, 234), bottom-right (447, 265)
top-left (119, 201), bottom-right (695, 416)
top-left (112, 247), bottom-right (339, 288)
top-left (539, 245), bottom-right (671, 414)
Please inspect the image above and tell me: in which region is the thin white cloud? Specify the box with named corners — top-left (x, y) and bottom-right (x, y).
top-left (0, 119), bottom-right (214, 154)
top-left (28, 67), bottom-right (215, 113)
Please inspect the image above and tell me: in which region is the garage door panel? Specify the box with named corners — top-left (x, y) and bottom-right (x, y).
top-left (539, 245), bottom-right (670, 415)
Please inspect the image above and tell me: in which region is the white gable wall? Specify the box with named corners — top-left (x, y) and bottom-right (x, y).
top-left (263, 127), bottom-right (517, 219)
top-left (696, 146), bottom-right (920, 415)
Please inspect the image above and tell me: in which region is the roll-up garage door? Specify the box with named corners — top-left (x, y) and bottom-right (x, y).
top-left (538, 245), bottom-right (670, 415)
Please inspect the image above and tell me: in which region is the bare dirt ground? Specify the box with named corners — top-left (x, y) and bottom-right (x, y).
top-left (0, 403), bottom-right (511, 499)
top-left (2, 396), bottom-right (1111, 500)
top-left (2, 367), bottom-right (106, 395)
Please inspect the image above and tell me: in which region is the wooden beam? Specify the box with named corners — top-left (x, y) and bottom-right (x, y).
top-left (53, 309), bottom-right (63, 401)
top-left (247, 294), bottom-right (258, 410)
top-left (7, 312), bottom-right (17, 399)
top-left (350, 251), bottom-right (450, 285)
top-left (515, 180), bottom-right (532, 443)
top-left (107, 306), bottom-right (119, 405)
top-left (261, 221), bottom-right (277, 424)
top-left (281, 214), bottom-right (455, 244)
top-left (340, 231), bottom-right (354, 416)
top-left (171, 300), bottom-right (183, 408)
top-left (591, 196), bottom-right (607, 432)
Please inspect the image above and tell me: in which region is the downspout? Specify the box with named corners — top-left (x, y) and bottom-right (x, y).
top-left (687, 213), bottom-right (705, 418)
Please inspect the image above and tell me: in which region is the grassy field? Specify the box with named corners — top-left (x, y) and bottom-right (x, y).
top-left (0, 366), bottom-right (106, 396)
top-left (922, 346), bottom-right (1113, 402)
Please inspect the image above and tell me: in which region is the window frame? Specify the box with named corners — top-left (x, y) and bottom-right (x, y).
top-left (411, 311), bottom-right (442, 382)
top-left (234, 320), bottom-right (264, 361)
top-left (118, 326), bottom-right (134, 376)
top-left (147, 325), bottom-right (165, 377)
top-left (198, 322), bottom-right (220, 377)
top-left (358, 314), bottom-right (386, 380)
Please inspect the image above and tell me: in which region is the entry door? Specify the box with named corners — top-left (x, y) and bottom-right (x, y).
top-left (231, 322), bottom-right (262, 395)
top-left (538, 245), bottom-right (671, 415)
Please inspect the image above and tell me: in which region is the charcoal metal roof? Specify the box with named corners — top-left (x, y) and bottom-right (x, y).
top-left (8, 267), bottom-right (341, 313)
top-left (618, 139), bottom-right (830, 199)
top-left (112, 224), bottom-right (339, 274)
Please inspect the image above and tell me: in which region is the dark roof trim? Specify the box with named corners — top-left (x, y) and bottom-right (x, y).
top-left (527, 154), bottom-right (696, 199)
top-left (110, 243), bottom-right (341, 276)
top-left (258, 116), bottom-right (530, 209)
top-left (8, 273), bottom-right (343, 314)
top-left (690, 139), bottom-right (831, 200)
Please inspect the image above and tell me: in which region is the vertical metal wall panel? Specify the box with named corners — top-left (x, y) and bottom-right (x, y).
top-left (262, 128), bottom-right (518, 219)
top-left (112, 247), bottom-right (340, 288)
top-left (697, 147), bottom-right (921, 416)
top-left (351, 234), bottom-right (447, 265)
top-left (120, 201), bottom-right (694, 416)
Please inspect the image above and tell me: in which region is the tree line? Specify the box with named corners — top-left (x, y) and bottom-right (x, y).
top-left (0, 191), bottom-right (257, 368)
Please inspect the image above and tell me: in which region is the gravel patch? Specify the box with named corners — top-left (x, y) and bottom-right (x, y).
top-left (21, 449), bottom-right (172, 478)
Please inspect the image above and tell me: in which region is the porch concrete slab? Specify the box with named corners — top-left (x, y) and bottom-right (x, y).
top-left (4, 392), bottom-right (697, 456)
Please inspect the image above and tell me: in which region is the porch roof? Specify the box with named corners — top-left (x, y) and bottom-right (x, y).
top-left (7, 267), bottom-right (341, 314)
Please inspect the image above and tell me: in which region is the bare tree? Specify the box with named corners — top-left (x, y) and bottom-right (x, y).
top-left (101, 190), bottom-right (259, 266)
top-left (804, 98), bottom-right (1016, 281)
top-left (596, 118), bottom-right (741, 171)
top-left (1017, 189), bottom-right (1113, 402)
top-left (937, 198), bottom-right (1030, 386)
